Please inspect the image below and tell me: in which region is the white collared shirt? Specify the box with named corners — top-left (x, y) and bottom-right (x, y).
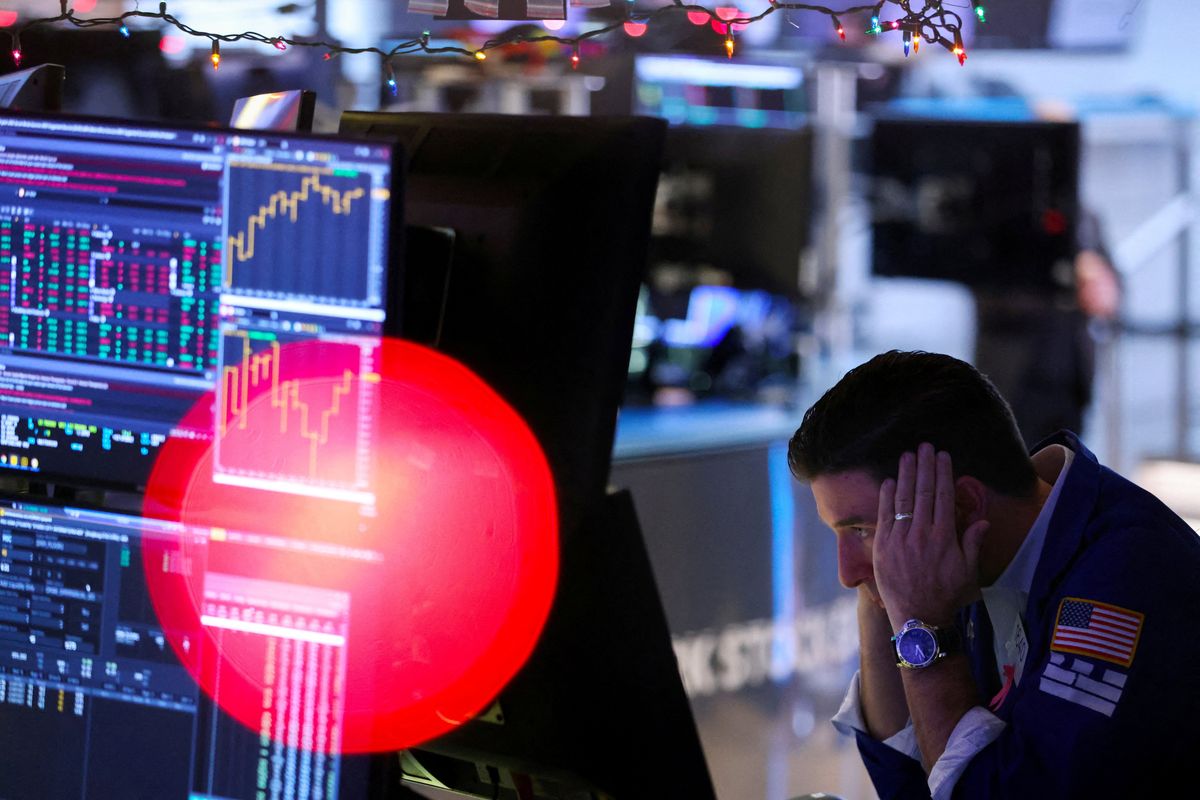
top-left (831, 445), bottom-right (1075, 799)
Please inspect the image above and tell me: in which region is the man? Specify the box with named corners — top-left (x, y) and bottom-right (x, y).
top-left (788, 350), bottom-right (1199, 798)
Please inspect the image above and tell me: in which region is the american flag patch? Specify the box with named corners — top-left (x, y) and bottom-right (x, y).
top-left (1050, 597), bottom-right (1144, 668)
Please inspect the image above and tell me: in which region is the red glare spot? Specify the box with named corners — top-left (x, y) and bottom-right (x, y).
top-left (142, 337), bottom-right (559, 754)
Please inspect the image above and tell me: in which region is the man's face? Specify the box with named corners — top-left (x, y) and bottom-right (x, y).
top-left (810, 469), bottom-right (885, 608)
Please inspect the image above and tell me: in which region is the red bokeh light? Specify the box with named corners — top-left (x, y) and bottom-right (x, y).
top-left (687, 9), bottom-right (708, 25)
top-left (710, 8), bottom-right (747, 33)
top-left (142, 337), bottom-right (559, 754)
top-left (0, 10), bottom-right (16, 27)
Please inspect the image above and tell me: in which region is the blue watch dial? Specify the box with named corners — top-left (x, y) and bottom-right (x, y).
top-left (898, 627), bottom-right (938, 666)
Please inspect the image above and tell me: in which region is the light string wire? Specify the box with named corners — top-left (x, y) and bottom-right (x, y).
top-left (4, 0), bottom-right (971, 71)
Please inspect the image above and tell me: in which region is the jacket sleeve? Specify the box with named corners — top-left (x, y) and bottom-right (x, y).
top-left (855, 729), bottom-right (931, 800)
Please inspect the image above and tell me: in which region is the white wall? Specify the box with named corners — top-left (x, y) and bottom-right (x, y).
top-left (907, 0), bottom-right (1195, 107)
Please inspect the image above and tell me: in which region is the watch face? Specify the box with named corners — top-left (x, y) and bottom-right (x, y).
top-left (898, 627), bottom-right (938, 667)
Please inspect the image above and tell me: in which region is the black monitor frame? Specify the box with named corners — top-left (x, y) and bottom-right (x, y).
top-left (338, 111), bottom-right (715, 799)
top-left (651, 123), bottom-right (813, 300)
top-left (338, 111), bottom-right (662, 534)
top-left (870, 116), bottom-right (1081, 290)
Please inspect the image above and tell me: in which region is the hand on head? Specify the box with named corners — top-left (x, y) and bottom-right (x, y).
top-left (872, 443), bottom-right (990, 629)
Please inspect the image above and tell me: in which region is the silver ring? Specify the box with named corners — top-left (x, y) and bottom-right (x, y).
top-left (894, 512), bottom-right (914, 521)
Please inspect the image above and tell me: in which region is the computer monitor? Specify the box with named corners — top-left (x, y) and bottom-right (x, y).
top-left (633, 55), bottom-right (807, 130)
top-left (0, 110), bottom-right (402, 492)
top-left (0, 64), bottom-right (65, 111)
top-left (651, 124), bottom-right (812, 300)
top-left (338, 111), bottom-right (661, 532)
top-left (0, 495), bottom-right (389, 799)
top-left (337, 111), bottom-right (715, 799)
top-left (229, 89), bottom-right (316, 132)
top-left (870, 116), bottom-right (1080, 289)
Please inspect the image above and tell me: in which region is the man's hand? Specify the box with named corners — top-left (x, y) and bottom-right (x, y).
top-left (873, 443), bottom-right (989, 629)
top-left (1076, 249), bottom-right (1120, 320)
top-left (856, 584), bottom-right (910, 740)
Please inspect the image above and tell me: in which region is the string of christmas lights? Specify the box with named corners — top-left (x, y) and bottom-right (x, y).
top-left (3, 0), bottom-right (979, 89)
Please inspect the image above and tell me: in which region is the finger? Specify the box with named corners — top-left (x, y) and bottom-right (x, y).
top-left (910, 443), bottom-right (936, 533)
top-left (932, 449), bottom-right (956, 536)
top-left (893, 451), bottom-right (916, 522)
top-left (876, 477), bottom-right (897, 544)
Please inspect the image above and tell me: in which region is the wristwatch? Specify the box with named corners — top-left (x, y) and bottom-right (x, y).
top-left (892, 619), bottom-right (961, 669)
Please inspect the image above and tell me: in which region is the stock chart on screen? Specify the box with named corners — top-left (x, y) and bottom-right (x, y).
top-left (0, 498), bottom-right (375, 799)
top-left (223, 160), bottom-right (381, 307)
top-left (214, 331), bottom-right (380, 503)
top-left (0, 113), bottom-right (398, 491)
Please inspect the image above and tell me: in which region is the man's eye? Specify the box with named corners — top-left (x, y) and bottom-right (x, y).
top-left (851, 527), bottom-right (872, 540)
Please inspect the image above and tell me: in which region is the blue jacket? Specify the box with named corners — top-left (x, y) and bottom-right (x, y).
top-left (856, 431), bottom-right (1200, 798)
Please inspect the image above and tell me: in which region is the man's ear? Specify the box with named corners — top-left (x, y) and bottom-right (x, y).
top-left (955, 475), bottom-right (988, 532)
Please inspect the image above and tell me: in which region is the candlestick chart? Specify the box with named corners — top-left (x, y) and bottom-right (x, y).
top-left (223, 162), bottom-right (377, 306)
top-left (214, 330), bottom-right (378, 497)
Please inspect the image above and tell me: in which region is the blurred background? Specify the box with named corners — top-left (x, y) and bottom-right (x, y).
top-left (4, 0), bottom-right (1195, 797)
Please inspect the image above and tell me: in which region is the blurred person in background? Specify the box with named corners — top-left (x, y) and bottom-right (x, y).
top-left (973, 210), bottom-right (1120, 448)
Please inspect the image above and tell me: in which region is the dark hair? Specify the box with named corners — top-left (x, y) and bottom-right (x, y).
top-left (788, 350), bottom-right (1037, 496)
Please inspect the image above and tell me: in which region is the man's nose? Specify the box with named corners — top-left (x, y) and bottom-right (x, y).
top-left (837, 535), bottom-right (871, 589)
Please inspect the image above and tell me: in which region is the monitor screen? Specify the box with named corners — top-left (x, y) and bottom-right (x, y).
top-left (651, 124), bottom-right (812, 300)
top-left (0, 496), bottom-right (383, 799)
top-left (229, 89), bottom-right (316, 132)
top-left (870, 117), bottom-right (1080, 288)
top-left (0, 111), bottom-right (400, 491)
top-left (633, 55), bottom-right (807, 130)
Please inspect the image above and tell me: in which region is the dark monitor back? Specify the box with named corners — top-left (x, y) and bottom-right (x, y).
top-left (652, 124), bottom-right (812, 299)
top-left (0, 63), bottom-right (65, 111)
top-left (871, 117), bottom-right (1080, 289)
top-left (398, 489), bottom-right (718, 800)
top-left (338, 111), bottom-right (667, 533)
top-left (396, 225), bottom-right (454, 348)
